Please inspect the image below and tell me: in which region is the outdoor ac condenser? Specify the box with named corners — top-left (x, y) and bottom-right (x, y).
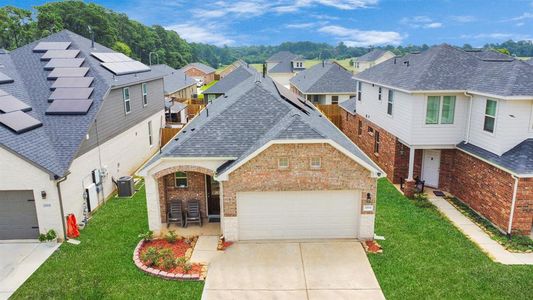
top-left (117, 176), bottom-right (135, 197)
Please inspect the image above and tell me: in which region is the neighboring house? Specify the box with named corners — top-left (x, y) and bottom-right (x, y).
top-left (340, 44), bottom-right (533, 235)
top-left (0, 30), bottom-right (165, 240)
top-left (202, 64), bottom-right (257, 102)
top-left (353, 49), bottom-right (395, 73)
top-left (266, 51), bottom-right (306, 87)
top-left (151, 64), bottom-right (196, 100)
top-left (218, 59), bottom-right (247, 79)
top-left (165, 101), bottom-right (188, 128)
top-left (181, 62), bottom-right (216, 85)
top-left (139, 75), bottom-right (383, 241)
top-left (290, 61), bottom-right (357, 105)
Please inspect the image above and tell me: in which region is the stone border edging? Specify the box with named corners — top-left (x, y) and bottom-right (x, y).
top-left (133, 239), bottom-right (202, 280)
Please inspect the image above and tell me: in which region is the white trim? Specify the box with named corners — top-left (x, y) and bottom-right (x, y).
top-left (217, 139), bottom-right (383, 180)
top-left (137, 156), bottom-right (237, 176)
top-left (507, 175), bottom-right (519, 234)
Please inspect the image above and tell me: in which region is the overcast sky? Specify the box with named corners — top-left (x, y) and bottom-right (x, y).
top-left (11, 0), bottom-right (533, 47)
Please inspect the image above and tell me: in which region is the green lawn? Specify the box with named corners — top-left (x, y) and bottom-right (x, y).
top-left (13, 180), bottom-right (533, 299)
top-left (11, 184), bottom-right (204, 299)
top-left (200, 80), bottom-right (217, 91)
top-left (370, 179), bottom-right (533, 299)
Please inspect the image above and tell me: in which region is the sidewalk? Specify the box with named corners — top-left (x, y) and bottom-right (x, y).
top-left (427, 194), bottom-right (533, 265)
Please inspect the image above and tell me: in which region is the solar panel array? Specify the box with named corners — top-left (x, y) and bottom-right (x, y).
top-left (273, 81), bottom-right (309, 114)
top-left (48, 87), bottom-right (94, 101)
top-left (47, 67), bottom-right (89, 80)
top-left (44, 58), bottom-right (85, 70)
top-left (0, 95), bottom-right (32, 113)
top-left (33, 42), bottom-right (71, 52)
top-left (0, 111), bottom-right (42, 133)
top-left (40, 49), bottom-right (80, 60)
top-left (91, 52), bottom-right (151, 75)
top-left (46, 99), bottom-right (93, 115)
top-left (51, 77), bottom-right (94, 89)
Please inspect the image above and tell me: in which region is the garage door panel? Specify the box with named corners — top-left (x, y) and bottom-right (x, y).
top-left (237, 190), bottom-right (359, 240)
top-left (0, 190), bottom-right (39, 240)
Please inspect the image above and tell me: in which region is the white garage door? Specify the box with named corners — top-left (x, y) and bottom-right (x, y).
top-left (237, 190), bottom-right (360, 240)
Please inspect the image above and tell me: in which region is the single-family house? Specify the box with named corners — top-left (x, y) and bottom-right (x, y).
top-left (218, 59), bottom-right (247, 79)
top-left (290, 61), bottom-right (357, 105)
top-left (181, 62), bottom-right (216, 85)
top-left (139, 75), bottom-right (383, 241)
top-left (340, 44), bottom-right (533, 235)
top-left (266, 51), bottom-right (305, 87)
top-left (353, 49), bottom-right (395, 73)
top-left (151, 64), bottom-right (196, 100)
top-left (0, 30), bottom-right (165, 240)
top-left (202, 64), bottom-right (256, 103)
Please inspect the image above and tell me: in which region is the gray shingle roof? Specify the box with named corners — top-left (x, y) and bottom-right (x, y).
top-left (151, 64), bottom-right (196, 95)
top-left (266, 51), bottom-right (300, 62)
top-left (457, 140), bottom-right (533, 175)
top-left (165, 101), bottom-right (187, 113)
top-left (267, 51), bottom-right (304, 74)
top-left (355, 44), bottom-right (533, 97)
top-left (526, 59), bottom-right (533, 65)
top-left (0, 30), bottom-right (165, 177)
top-left (465, 49), bottom-right (514, 61)
top-left (148, 75), bottom-right (381, 175)
top-left (357, 49), bottom-right (389, 62)
top-left (203, 65), bottom-right (256, 95)
top-left (339, 97), bottom-right (357, 115)
top-left (182, 62), bottom-right (215, 74)
top-left (290, 62), bottom-right (356, 94)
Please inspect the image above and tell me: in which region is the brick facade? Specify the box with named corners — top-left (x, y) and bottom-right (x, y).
top-left (184, 67), bottom-right (215, 84)
top-left (222, 143), bottom-right (377, 217)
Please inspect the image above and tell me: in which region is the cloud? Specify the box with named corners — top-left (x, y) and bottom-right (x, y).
top-left (507, 12), bottom-right (533, 21)
top-left (318, 25), bottom-right (403, 46)
top-left (400, 16), bottom-right (443, 29)
top-left (450, 15), bottom-right (477, 23)
top-left (166, 23), bottom-right (234, 46)
top-left (460, 32), bottom-right (533, 41)
top-left (191, 1), bottom-right (270, 19)
top-left (286, 22), bottom-right (318, 29)
top-left (276, 0), bottom-right (378, 11)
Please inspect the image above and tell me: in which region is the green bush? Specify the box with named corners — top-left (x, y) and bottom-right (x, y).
top-left (140, 247), bottom-right (160, 267)
top-left (165, 230), bottom-right (178, 243)
top-left (138, 230), bottom-right (153, 241)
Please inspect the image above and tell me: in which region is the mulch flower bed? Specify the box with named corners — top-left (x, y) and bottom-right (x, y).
top-left (217, 236), bottom-right (234, 251)
top-left (133, 237), bottom-right (206, 280)
top-left (363, 240), bottom-right (383, 254)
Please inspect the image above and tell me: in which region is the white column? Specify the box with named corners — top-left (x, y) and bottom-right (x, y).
top-left (408, 147), bottom-right (415, 181)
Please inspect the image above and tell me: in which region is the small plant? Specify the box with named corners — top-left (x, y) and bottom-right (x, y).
top-left (175, 256), bottom-right (188, 267)
top-left (182, 262), bottom-right (192, 274)
top-left (38, 229), bottom-right (57, 243)
top-left (155, 248), bottom-right (175, 269)
top-left (165, 230), bottom-right (178, 243)
top-left (138, 230), bottom-right (154, 241)
top-left (140, 247), bottom-right (160, 267)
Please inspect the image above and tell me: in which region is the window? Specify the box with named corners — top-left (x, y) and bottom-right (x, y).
top-left (148, 121), bottom-right (153, 147)
top-left (313, 95), bottom-right (319, 103)
top-left (142, 83), bottom-right (148, 106)
top-left (378, 87), bottom-right (382, 101)
top-left (357, 81), bottom-right (362, 101)
top-left (310, 157), bottom-right (321, 169)
top-left (374, 131), bottom-right (380, 153)
top-left (387, 90), bottom-right (394, 115)
top-left (368, 126), bottom-right (374, 136)
top-left (123, 87), bottom-right (131, 114)
top-left (278, 157), bottom-right (289, 169)
top-left (426, 96), bottom-right (456, 124)
top-left (175, 172), bottom-right (188, 188)
top-left (358, 120), bottom-right (363, 136)
top-left (484, 99), bottom-right (497, 133)
top-left (331, 95), bottom-right (339, 105)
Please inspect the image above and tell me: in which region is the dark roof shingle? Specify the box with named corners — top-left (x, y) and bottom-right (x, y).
top-left (290, 62), bottom-right (356, 94)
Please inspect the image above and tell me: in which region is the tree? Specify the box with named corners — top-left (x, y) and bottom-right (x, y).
top-left (495, 48), bottom-right (511, 56)
top-left (112, 41), bottom-right (132, 56)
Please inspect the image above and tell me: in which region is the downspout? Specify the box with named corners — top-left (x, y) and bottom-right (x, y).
top-left (55, 172), bottom-right (70, 241)
top-left (464, 91), bottom-right (473, 143)
top-left (507, 175), bottom-right (519, 235)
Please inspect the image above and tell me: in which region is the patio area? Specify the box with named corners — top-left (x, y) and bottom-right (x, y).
top-left (159, 220), bottom-right (221, 237)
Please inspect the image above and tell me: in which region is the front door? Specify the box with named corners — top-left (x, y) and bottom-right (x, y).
top-left (205, 175), bottom-right (220, 221)
top-left (422, 150), bottom-right (441, 188)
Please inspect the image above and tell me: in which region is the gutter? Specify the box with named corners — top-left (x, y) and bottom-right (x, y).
top-left (55, 172), bottom-right (70, 241)
top-left (507, 175), bottom-right (520, 235)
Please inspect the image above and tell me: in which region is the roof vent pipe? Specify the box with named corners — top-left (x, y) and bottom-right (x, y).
top-left (404, 60), bottom-right (409, 67)
top-left (88, 25), bottom-right (95, 49)
top-left (394, 57), bottom-right (397, 64)
top-left (262, 63), bottom-right (266, 78)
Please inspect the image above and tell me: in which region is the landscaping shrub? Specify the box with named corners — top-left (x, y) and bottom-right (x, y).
top-left (158, 248), bottom-right (177, 270)
top-left (138, 230), bottom-right (154, 241)
top-left (140, 247), bottom-right (160, 267)
top-left (165, 230), bottom-right (178, 243)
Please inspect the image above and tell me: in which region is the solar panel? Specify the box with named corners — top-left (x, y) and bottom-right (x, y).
top-left (33, 42), bottom-right (71, 52)
top-left (48, 87), bottom-right (94, 101)
top-left (47, 67), bottom-right (89, 80)
top-left (0, 110), bottom-right (42, 133)
top-left (91, 52), bottom-right (133, 62)
top-left (51, 77), bottom-right (94, 89)
top-left (44, 58), bottom-right (85, 70)
top-left (46, 99), bottom-right (93, 115)
top-left (273, 81), bottom-right (308, 114)
top-left (0, 95), bottom-right (32, 113)
top-left (0, 71), bottom-right (14, 84)
top-left (0, 89), bottom-right (8, 96)
top-left (101, 61), bottom-right (150, 75)
top-left (40, 50), bottom-right (80, 60)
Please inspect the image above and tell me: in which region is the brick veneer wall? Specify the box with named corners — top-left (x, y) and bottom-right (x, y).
top-left (184, 68), bottom-right (215, 84)
top-left (515, 178), bottom-right (533, 234)
top-left (222, 143), bottom-right (377, 217)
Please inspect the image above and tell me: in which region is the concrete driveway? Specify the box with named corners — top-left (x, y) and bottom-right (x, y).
top-left (0, 242), bottom-right (59, 300)
top-left (202, 240), bottom-right (385, 300)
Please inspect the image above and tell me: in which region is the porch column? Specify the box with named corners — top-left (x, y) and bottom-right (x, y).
top-left (404, 146), bottom-right (417, 198)
top-left (407, 146), bottom-right (416, 180)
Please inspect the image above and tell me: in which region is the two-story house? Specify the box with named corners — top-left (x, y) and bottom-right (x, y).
top-left (0, 30), bottom-right (165, 240)
top-left (266, 51), bottom-right (306, 87)
top-left (353, 49), bottom-right (395, 73)
top-left (290, 61), bottom-right (357, 105)
top-left (181, 62), bottom-right (216, 85)
top-left (340, 45), bottom-right (533, 236)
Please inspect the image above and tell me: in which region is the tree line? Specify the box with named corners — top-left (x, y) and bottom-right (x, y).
top-left (1, 1), bottom-right (532, 70)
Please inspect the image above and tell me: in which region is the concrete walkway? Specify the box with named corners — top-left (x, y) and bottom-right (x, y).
top-left (0, 241), bottom-right (60, 299)
top-left (202, 240), bottom-right (384, 300)
top-left (190, 236), bottom-right (222, 264)
top-left (428, 195), bottom-right (533, 265)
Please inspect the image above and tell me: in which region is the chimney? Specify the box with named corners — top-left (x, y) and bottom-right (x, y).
top-left (404, 60), bottom-right (409, 67)
top-left (262, 63), bottom-right (267, 78)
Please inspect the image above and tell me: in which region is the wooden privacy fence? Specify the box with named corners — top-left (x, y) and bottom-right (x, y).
top-left (316, 104), bottom-right (343, 130)
top-left (186, 104), bottom-right (205, 120)
top-left (160, 127), bottom-right (181, 147)
top-left (172, 98), bottom-right (205, 105)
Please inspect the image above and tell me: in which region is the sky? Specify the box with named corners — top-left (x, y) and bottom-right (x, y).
top-left (9, 0), bottom-right (533, 47)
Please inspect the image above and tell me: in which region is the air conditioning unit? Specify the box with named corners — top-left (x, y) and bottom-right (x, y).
top-left (117, 176), bottom-right (134, 197)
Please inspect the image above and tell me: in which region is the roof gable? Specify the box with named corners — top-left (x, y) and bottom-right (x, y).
top-left (204, 65), bottom-right (256, 94)
top-left (357, 49), bottom-right (389, 62)
top-left (182, 62), bottom-right (215, 74)
top-left (291, 62), bottom-right (356, 94)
